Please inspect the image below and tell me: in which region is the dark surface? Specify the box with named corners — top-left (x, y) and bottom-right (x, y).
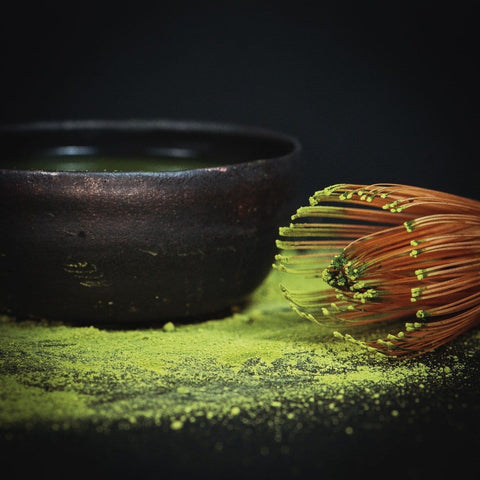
top-left (0, 120), bottom-right (301, 323)
top-left (2, 345), bottom-right (479, 480)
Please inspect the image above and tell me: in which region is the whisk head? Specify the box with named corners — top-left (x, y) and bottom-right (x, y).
top-left (275, 183), bottom-right (480, 357)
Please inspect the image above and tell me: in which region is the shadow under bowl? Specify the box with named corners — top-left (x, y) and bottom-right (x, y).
top-left (0, 119), bottom-right (301, 325)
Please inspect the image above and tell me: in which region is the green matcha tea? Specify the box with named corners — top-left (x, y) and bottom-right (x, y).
top-left (2, 155), bottom-right (221, 172)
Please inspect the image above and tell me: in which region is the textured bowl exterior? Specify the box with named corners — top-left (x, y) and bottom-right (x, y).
top-left (0, 120), bottom-right (301, 324)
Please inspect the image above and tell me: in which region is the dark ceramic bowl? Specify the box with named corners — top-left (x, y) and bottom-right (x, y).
top-left (0, 120), bottom-right (301, 325)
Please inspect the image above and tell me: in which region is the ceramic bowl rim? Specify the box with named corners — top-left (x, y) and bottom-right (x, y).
top-left (0, 118), bottom-right (302, 177)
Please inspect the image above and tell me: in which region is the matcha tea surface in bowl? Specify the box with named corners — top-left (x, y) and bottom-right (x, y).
top-left (0, 119), bottom-right (301, 324)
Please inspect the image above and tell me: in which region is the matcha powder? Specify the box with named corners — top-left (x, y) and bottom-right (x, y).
top-left (1, 270), bottom-right (479, 457)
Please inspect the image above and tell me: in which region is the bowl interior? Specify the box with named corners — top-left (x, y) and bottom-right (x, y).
top-left (0, 120), bottom-right (297, 172)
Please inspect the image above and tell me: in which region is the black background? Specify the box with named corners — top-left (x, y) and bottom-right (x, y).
top-left (1, 0), bottom-right (478, 199)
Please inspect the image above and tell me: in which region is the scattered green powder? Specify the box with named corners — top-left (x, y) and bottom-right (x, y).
top-left (1, 269), bottom-right (479, 436)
